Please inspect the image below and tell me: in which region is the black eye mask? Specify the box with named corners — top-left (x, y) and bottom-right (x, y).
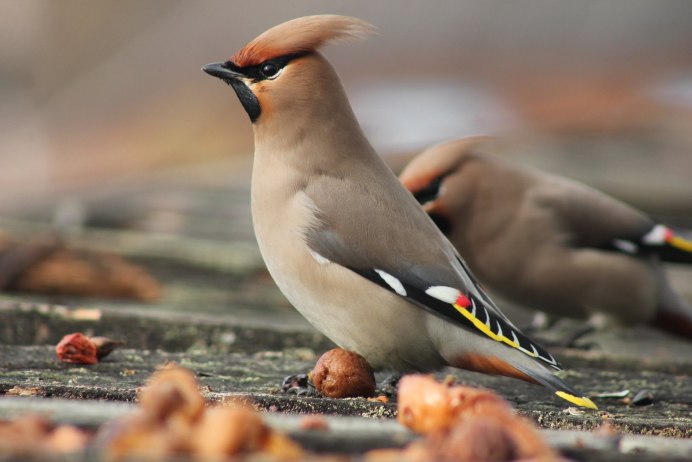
top-left (413, 175), bottom-right (445, 206)
top-left (218, 52), bottom-right (310, 122)
top-left (226, 52), bottom-right (310, 83)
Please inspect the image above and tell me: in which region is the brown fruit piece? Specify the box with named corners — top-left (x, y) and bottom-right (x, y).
top-left (138, 364), bottom-right (205, 425)
top-left (13, 248), bottom-right (161, 302)
top-left (55, 333), bottom-right (98, 365)
top-left (46, 425), bottom-right (92, 454)
top-left (55, 333), bottom-right (124, 365)
top-left (397, 375), bottom-right (460, 434)
top-left (191, 406), bottom-right (269, 458)
top-left (311, 348), bottom-right (376, 398)
top-left (395, 375), bottom-right (559, 461)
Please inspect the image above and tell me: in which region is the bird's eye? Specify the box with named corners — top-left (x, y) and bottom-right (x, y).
top-left (260, 62), bottom-right (281, 79)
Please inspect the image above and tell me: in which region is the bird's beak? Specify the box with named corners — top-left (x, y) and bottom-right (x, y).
top-left (202, 62), bottom-right (245, 81)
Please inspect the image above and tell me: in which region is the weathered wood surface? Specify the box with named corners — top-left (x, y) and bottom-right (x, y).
top-left (1, 298), bottom-right (690, 441)
top-left (1, 171), bottom-right (691, 461)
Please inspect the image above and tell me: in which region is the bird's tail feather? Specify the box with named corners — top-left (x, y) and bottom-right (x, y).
top-left (513, 364), bottom-right (597, 409)
top-left (641, 225), bottom-right (692, 264)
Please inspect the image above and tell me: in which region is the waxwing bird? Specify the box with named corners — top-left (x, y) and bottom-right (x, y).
top-left (400, 136), bottom-right (692, 339)
top-left (203, 15), bottom-right (596, 408)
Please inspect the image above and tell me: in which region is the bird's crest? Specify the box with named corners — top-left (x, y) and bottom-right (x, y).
top-left (231, 15), bottom-right (376, 67)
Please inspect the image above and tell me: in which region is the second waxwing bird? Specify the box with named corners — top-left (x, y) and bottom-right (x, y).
top-left (203, 15), bottom-right (596, 409)
top-left (400, 136), bottom-right (692, 339)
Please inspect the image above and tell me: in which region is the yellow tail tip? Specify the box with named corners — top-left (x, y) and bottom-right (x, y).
top-left (555, 391), bottom-right (598, 410)
top-left (669, 235), bottom-right (692, 253)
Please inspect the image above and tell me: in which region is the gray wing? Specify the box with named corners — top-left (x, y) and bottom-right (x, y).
top-left (531, 174), bottom-right (655, 248)
top-left (303, 172), bottom-right (562, 369)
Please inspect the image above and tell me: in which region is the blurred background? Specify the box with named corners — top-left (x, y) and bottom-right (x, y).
top-left (0, 0), bottom-right (692, 215)
top-left (2, 0), bottom-right (692, 213)
top-left (1, 0), bottom-right (692, 310)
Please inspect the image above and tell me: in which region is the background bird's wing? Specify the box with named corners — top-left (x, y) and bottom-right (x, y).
top-left (529, 176), bottom-right (654, 248)
top-left (533, 176), bottom-right (692, 262)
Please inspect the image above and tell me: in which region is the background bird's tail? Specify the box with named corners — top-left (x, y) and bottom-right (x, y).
top-left (640, 225), bottom-right (692, 264)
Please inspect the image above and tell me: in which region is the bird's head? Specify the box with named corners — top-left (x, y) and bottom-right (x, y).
top-left (400, 137), bottom-right (493, 235)
top-left (203, 15), bottom-right (375, 126)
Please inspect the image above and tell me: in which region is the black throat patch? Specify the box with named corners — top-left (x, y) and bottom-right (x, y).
top-left (227, 80), bottom-right (261, 123)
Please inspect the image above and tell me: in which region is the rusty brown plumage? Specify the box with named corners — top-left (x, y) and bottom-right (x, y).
top-left (231, 15), bottom-right (375, 67)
